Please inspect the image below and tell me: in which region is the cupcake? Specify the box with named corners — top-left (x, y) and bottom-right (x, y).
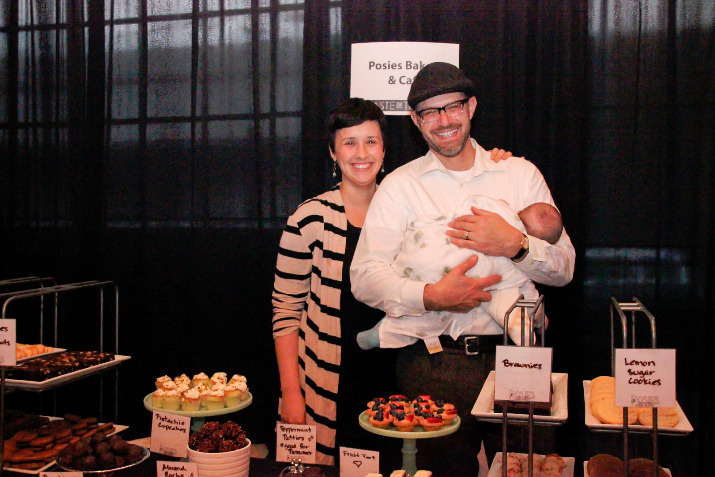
top-left (161, 380), bottom-right (177, 392)
top-left (155, 375), bottom-right (172, 389)
top-left (181, 387), bottom-right (201, 412)
top-left (235, 381), bottom-right (249, 400)
top-left (195, 384), bottom-right (211, 409)
top-left (175, 373), bottom-right (192, 388)
top-left (205, 387), bottom-right (225, 410)
top-left (163, 389), bottom-right (181, 411)
top-left (224, 383), bottom-right (242, 407)
top-left (210, 372), bottom-right (227, 387)
top-left (192, 372), bottom-right (209, 388)
top-left (176, 382), bottom-right (190, 395)
top-left (151, 389), bottom-right (165, 409)
top-left (228, 374), bottom-right (247, 385)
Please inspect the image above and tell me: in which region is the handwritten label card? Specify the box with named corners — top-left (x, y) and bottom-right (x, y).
top-left (494, 346), bottom-right (552, 403)
top-left (276, 422), bottom-right (316, 464)
top-left (614, 348), bottom-right (676, 408)
top-left (157, 460), bottom-right (198, 477)
top-left (0, 319), bottom-right (17, 366)
top-left (150, 411), bottom-right (191, 457)
top-left (339, 446), bottom-right (379, 477)
top-left (41, 473), bottom-right (82, 477)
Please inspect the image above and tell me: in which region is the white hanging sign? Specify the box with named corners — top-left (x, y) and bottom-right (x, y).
top-left (350, 42), bottom-right (460, 115)
top-left (494, 345), bottom-right (552, 403)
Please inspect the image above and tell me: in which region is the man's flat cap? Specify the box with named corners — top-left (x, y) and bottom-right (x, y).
top-left (407, 62), bottom-right (473, 109)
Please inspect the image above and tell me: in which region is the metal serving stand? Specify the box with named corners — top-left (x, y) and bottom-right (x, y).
top-left (0, 279), bottom-right (125, 474)
top-left (606, 297), bottom-right (665, 477)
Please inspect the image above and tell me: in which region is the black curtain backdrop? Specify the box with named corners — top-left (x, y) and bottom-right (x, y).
top-left (1, 1), bottom-right (713, 474)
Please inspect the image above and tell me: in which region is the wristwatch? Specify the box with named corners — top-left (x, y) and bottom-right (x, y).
top-left (511, 234), bottom-right (529, 263)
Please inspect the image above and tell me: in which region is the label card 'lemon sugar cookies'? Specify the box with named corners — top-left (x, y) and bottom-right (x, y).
top-left (614, 348), bottom-right (676, 409)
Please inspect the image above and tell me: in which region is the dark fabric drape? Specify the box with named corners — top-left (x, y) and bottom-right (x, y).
top-left (1, 1), bottom-right (713, 474)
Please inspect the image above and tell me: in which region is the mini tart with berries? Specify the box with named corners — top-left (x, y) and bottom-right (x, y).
top-left (435, 407), bottom-right (458, 424)
top-left (418, 413), bottom-right (444, 431)
top-left (433, 399), bottom-right (455, 411)
top-left (368, 408), bottom-right (394, 430)
top-left (367, 397), bottom-right (388, 409)
top-left (389, 394), bottom-right (410, 407)
top-left (393, 411), bottom-right (417, 432)
top-left (366, 401), bottom-right (385, 417)
top-left (414, 395), bottom-right (435, 408)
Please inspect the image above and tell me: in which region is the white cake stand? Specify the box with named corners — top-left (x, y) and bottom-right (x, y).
top-left (358, 411), bottom-right (461, 476)
top-left (144, 392), bottom-right (253, 431)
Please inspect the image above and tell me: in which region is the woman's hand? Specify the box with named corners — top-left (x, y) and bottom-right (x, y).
top-left (280, 388), bottom-right (306, 424)
top-left (489, 148), bottom-right (512, 162)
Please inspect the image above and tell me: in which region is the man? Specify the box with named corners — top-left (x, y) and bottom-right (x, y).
top-left (350, 62), bottom-right (575, 475)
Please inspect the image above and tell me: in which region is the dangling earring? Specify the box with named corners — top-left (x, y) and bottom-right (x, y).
top-left (381, 164), bottom-right (385, 173)
top-left (332, 160), bottom-right (337, 178)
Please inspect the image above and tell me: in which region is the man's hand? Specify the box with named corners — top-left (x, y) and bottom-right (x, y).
top-left (423, 255), bottom-right (501, 312)
top-left (447, 207), bottom-right (523, 257)
top-left (280, 388), bottom-right (306, 424)
top-left (489, 148), bottom-right (512, 162)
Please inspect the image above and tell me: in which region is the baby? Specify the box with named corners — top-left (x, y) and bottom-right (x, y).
top-left (356, 196), bottom-right (563, 350)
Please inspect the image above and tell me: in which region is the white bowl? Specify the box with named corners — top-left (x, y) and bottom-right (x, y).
top-left (187, 439), bottom-right (251, 464)
top-left (196, 459), bottom-right (250, 472)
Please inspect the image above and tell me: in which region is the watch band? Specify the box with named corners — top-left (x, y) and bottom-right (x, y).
top-left (511, 234), bottom-right (529, 262)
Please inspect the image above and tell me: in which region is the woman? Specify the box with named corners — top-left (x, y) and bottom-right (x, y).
top-left (272, 98), bottom-right (394, 465)
top-left (272, 97), bottom-right (511, 465)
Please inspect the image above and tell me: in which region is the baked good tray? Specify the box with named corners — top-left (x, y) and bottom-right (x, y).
top-left (16, 348), bottom-right (66, 363)
top-left (4, 355), bottom-right (131, 392)
top-left (582, 461), bottom-right (671, 476)
top-left (358, 411), bottom-right (460, 438)
top-left (582, 380), bottom-right (693, 435)
top-left (3, 421), bottom-right (128, 475)
top-left (489, 452), bottom-right (574, 477)
top-left (143, 391), bottom-right (253, 416)
top-left (471, 371), bottom-right (568, 425)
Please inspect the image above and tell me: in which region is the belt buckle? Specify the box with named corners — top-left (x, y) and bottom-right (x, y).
top-left (463, 336), bottom-right (480, 356)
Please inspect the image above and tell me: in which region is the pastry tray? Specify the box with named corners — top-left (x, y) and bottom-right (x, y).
top-left (583, 461), bottom-right (671, 476)
top-left (3, 422), bottom-right (128, 475)
top-left (4, 355), bottom-right (131, 392)
top-left (583, 380), bottom-right (693, 435)
top-left (471, 371), bottom-right (568, 425)
top-left (358, 411), bottom-right (460, 438)
top-left (17, 347), bottom-right (66, 363)
top-left (143, 391), bottom-right (253, 417)
top-left (489, 452), bottom-right (574, 477)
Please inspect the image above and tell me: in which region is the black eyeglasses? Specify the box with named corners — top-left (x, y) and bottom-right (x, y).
top-left (416, 99), bottom-right (469, 122)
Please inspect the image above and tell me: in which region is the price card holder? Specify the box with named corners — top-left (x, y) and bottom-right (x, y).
top-left (0, 319), bottom-right (17, 366)
top-left (150, 411), bottom-right (191, 457)
top-left (276, 422), bottom-right (317, 464)
top-left (494, 346), bottom-right (553, 411)
top-left (614, 348), bottom-right (676, 408)
top-left (339, 446), bottom-right (380, 477)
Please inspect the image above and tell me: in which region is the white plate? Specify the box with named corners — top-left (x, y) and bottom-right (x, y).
top-left (582, 460), bottom-right (671, 476)
top-left (4, 422), bottom-right (128, 475)
top-left (5, 354), bottom-right (131, 391)
top-left (582, 380), bottom-right (693, 435)
top-left (489, 452), bottom-right (574, 477)
top-left (144, 392), bottom-right (253, 417)
top-left (471, 371), bottom-right (568, 425)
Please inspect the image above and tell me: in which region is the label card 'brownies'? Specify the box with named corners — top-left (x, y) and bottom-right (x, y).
top-left (494, 345), bottom-right (552, 404)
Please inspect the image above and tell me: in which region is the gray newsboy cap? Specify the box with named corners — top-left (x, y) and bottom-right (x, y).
top-left (407, 62), bottom-right (474, 109)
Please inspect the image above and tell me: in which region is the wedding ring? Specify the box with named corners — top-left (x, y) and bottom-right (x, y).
top-left (465, 231), bottom-right (470, 240)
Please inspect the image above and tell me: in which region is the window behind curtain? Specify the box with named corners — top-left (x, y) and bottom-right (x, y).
top-left (1, 0), bottom-right (342, 229)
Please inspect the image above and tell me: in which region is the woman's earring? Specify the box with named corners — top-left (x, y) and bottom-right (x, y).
top-left (332, 161), bottom-right (337, 178)
top-left (381, 164), bottom-right (385, 173)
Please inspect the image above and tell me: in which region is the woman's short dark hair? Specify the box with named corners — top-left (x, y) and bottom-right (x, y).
top-left (327, 98), bottom-right (387, 153)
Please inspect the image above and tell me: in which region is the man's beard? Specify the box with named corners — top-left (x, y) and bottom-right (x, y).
top-left (423, 128), bottom-right (470, 158)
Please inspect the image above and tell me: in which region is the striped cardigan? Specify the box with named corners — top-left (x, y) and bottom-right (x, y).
top-left (272, 186), bottom-right (347, 465)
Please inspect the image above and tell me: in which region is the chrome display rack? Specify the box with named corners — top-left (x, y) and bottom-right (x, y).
top-left (0, 278), bottom-right (124, 475)
top-left (601, 297), bottom-right (668, 477)
top-left (497, 294), bottom-right (553, 477)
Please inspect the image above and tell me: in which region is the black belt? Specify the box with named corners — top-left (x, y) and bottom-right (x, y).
top-left (438, 334), bottom-right (506, 355)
